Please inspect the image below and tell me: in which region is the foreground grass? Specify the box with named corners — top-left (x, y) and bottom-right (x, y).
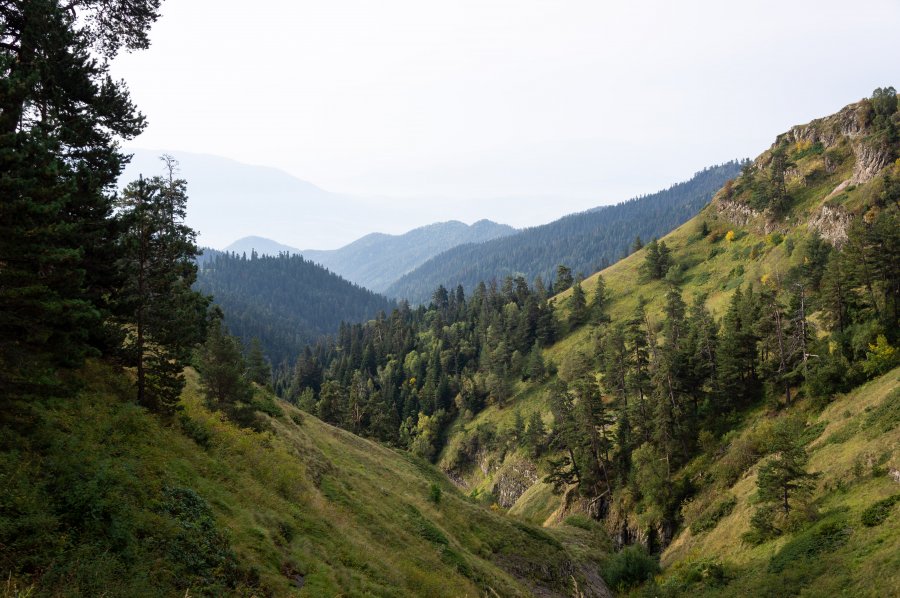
top-left (0, 362), bottom-right (609, 597)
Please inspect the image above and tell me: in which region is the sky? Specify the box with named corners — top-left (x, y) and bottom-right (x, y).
top-left (111, 0), bottom-right (900, 244)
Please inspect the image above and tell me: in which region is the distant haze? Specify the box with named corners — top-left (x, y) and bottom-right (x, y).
top-left (112, 1), bottom-right (900, 240)
top-left (121, 149), bottom-right (544, 249)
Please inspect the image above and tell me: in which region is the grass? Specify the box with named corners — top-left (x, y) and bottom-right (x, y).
top-left (0, 361), bottom-right (608, 597)
top-left (653, 367), bottom-right (900, 597)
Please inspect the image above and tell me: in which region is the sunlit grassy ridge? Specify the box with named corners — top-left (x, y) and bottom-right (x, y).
top-left (436, 99), bottom-right (900, 594)
top-left (0, 362), bottom-right (610, 597)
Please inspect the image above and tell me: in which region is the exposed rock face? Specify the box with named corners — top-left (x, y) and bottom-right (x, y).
top-left (491, 458), bottom-right (538, 508)
top-left (604, 500), bottom-right (676, 552)
top-left (774, 100), bottom-right (892, 186)
top-left (715, 199), bottom-right (784, 234)
top-left (890, 468), bottom-right (900, 484)
top-left (777, 102), bottom-right (867, 150)
top-left (807, 204), bottom-right (852, 247)
top-left (850, 140), bottom-right (895, 185)
top-left (717, 99), bottom-right (894, 229)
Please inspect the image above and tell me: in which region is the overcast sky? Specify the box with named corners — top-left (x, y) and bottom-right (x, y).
top-left (111, 0), bottom-right (900, 232)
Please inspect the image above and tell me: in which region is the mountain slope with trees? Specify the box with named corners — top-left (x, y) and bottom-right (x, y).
top-left (385, 162), bottom-right (744, 303)
top-left (282, 91), bottom-right (900, 595)
top-left (196, 252), bottom-right (396, 366)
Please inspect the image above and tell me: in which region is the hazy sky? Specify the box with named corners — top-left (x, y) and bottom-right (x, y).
top-left (112, 0), bottom-right (900, 224)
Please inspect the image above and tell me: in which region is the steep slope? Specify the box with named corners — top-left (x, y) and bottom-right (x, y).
top-left (0, 361), bottom-right (611, 597)
top-left (437, 94), bottom-right (899, 594)
top-left (301, 219), bottom-right (517, 293)
top-left (385, 162), bottom-right (743, 303)
top-left (196, 252), bottom-right (396, 365)
top-left (652, 368), bottom-right (900, 597)
top-left (281, 92), bottom-right (899, 595)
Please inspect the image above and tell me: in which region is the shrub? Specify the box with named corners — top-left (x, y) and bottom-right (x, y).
top-left (429, 483), bottom-right (442, 504)
top-left (601, 545), bottom-right (660, 592)
top-left (690, 496), bottom-right (737, 535)
top-left (154, 486), bottom-right (240, 588)
top-left (861, 495), bottom-right (900, 527)
top-left (563, 514), bottom-right (595, 530)
top-left (767, 519), bottom-right (850, 573)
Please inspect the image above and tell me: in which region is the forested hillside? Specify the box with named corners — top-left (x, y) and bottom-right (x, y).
top-left (282, 92), bottom-right (900, 595)
top-left (300, 219), bottom-right (516, 293)
top-left (386, 162), bottom-right (744, 303)
top-left (196, 252), bottom-right (396, 365)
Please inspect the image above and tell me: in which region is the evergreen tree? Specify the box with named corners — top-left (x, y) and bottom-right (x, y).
top-left (748, 418), bottom-right (819, 538)
top-left (568, 281), bottom-right (589, 328)
top-left (115, 169), bottom-right (209, 413)
top-left (590, 275), bottom-right (611, 324)
top-left (0, 0), bottom-right (161, 397)
top-left (555, 265), bottom-right (574, 294)
top-left (246, 338), bottom-right (272, 387)
top-left (525, 342), bottom-right (546, 381)
top-left (716, 287), bottom-right (761, 412)
top-left (198, 319), bottom-right (253, 409)
top-left (524, 411), bottom-right (547, 457)
top-left (632, 236), bottom-right (644, 253)
top-left (513, 410), bottom-right (526, 444)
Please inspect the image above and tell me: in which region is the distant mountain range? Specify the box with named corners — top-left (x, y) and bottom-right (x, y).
top-left (385, 161), bottom-right (745, 303)
top-left (223, 220), bottom-right (516, 293)
top-left (120, 149), bottom-right (590, 251)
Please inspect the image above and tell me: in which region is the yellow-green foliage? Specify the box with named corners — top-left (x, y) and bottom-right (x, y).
top-left (656, 368), bottom-right (900, 597)
top-left (0, 362), bottom-right (605, 597)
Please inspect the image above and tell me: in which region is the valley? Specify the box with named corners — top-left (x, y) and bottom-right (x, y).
top-left (1, 2), bottom-right (898, 596)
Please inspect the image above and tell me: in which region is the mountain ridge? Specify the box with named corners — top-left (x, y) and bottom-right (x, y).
top-left (385, 161), bottom-right (744, 303)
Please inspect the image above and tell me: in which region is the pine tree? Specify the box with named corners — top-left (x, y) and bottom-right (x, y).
top-left (0, 0), bottom-right (161, 398)
top-left (115, 168), bottom-right (209, 413)
top-left (246, 338), bottom-right (272, 387)
top-left (749, 418), bottom-right (819, 537)
top-left (524, 411), bottom-right (547, 457)
top-left (554, 265), bottom-right (574, 294)
top-left (525, 342), bottom-right (546, 381)
top-left (590, 275), bottom-right (611, 324)
top-left (568, 281), bottom-right (589, 328)
top-left (198, 319), bottom-right (253, 409)
top-left (513, 410), bottom-right (526, 444)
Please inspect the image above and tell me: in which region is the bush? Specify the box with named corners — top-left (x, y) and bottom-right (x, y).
top-left (690, 496), bottom-right (737, 535)
top-left (429, 483), bottom-right (442, 504)
top-left (767, 519), bottom-right (850, 573)
top-left (563, 514), bottom-right (595, 530)
top-left (861, 495), bottom-right (900, 527)
top-left (154, 486), bottom-right (241, 589)
top-left (601, 545), bottom-right (660, 591)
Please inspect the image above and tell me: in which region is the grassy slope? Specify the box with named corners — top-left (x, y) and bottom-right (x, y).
top-left (653, 368), bottom-right (900, 597)
top-left (1, 362), bottom-right (609, 597)
top-left (437, 102), bottom-right (900, 592)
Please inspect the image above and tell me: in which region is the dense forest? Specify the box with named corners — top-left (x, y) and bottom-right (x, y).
top-left (196, 252), bottom-right (396, 365)
top-left (386, 161), bottom-right (744, 303)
